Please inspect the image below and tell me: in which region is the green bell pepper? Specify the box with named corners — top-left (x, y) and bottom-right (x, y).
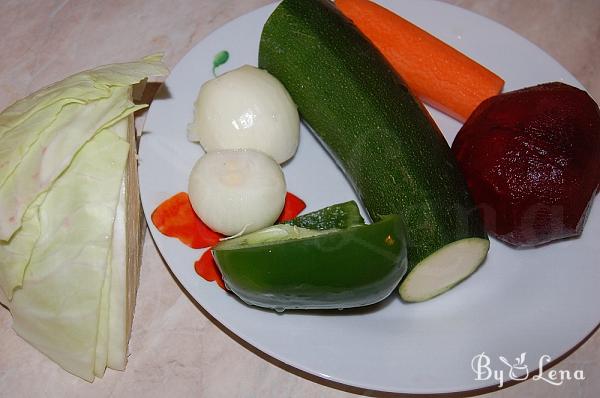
top-left (284, 200), bottom-right (364, 230)
top-left (213, 214), bottom-right (407, 311)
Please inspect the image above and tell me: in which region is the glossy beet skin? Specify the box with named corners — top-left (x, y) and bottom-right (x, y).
top-left (452, 82), bottom-right (600, 246)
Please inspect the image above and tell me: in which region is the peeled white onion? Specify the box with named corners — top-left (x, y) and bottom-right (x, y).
top-left (188, 149), bottom-right (286, 236)
top-left (187, 65), bottom-right (300, 164)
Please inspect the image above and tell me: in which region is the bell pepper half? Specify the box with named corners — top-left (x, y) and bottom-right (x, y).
top-left (212, 214), bottom-right (407, 311)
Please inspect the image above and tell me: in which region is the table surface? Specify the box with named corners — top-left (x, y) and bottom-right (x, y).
top-left (1, 1), bottom-right (598, 397)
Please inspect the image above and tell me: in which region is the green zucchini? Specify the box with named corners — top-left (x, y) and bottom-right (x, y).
top-left (284, 200), bottom-right (364, 230)
top-left (258, 0), bottom-right (489, 302)
top-left (213, 215), bottom-right (407, 311)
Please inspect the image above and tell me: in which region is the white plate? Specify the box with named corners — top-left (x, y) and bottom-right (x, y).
top-left (138, 0), bottom-right (600, 394)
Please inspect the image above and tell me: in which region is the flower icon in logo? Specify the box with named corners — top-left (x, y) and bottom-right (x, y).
top-left (499, 352), bottom-right (529, 381)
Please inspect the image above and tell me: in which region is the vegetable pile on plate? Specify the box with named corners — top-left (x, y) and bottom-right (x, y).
top-left (161, 59), bottom-right (409, 310)
top-left (6, 0), bottom-right (600, 382)
top-left (0, 55), bottom-right (167, 381)
top-left (153, 0), bottom-right (599, 310)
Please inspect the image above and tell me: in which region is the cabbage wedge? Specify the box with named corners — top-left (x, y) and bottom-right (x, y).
top-left (11, 129), bottom-right (129, 382)
top-left (0, 55), bottom-right (167, 381)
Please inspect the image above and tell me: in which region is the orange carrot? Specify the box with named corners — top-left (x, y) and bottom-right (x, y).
top-left (194, 249), bottom-right (226, 290)
top-left (151, 192), bottom-right (223, 249)
top-left (277, 192), bottom-right (307, 222)
top-left (154, 191), bottom-right (307, 291)
top-left (336, 0), bottom-right (504, 122)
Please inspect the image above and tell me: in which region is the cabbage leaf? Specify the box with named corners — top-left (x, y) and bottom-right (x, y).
top-left (0, 193), bottom-right (45, 300)
top-left (106, 118), bottom-right (129, 371)
top-left (0, 89), bottom-right (143, 241)
top-left (0, 54), bottom-right (168, 241)
top-left (0, 54), bottom-right (166, 136)
top-left (10, 129), bottom-right (129, 382)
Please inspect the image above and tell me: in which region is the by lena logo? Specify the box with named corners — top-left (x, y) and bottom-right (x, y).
top-left (471, 352), bottom-right (585, 388)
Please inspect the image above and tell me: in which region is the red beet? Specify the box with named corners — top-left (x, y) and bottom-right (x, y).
top-left (452, 82), bottom-right (600, 247)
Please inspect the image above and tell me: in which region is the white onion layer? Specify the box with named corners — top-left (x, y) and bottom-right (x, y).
top-left (188, 149), bottom-right (286, 236)
top-left (187, 65), bottom-right (300, 164)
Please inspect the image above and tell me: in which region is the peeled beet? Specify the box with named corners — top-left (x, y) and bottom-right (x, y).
top-left (452, 82), bottom-right (600, 247)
